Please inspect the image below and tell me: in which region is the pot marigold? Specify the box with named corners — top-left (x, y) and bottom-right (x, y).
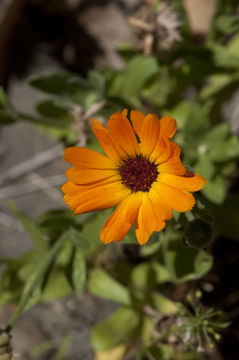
top-left (62, 109), bottom-right (206, 245)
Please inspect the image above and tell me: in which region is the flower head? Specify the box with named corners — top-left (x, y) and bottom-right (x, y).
top-left (62, 110), bottom-right (206, 245)
top-left (129, 2), bottom-right (182, 55)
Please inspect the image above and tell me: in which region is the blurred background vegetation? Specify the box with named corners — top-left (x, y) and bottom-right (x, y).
top-left (0, 0), bottom-right (239, 359)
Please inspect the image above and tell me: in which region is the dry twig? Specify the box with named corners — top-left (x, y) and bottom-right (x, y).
top-left (0, 174), bottom-right (65, 200)
top-left (0, 144), bottom-right (63, 186)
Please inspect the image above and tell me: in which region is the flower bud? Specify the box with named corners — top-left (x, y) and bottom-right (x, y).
top-left (0, 334), bottom-right (9, 347)
top-left (184, 218), bottom-right (214, 248)
top-left (0, 331), bottom-right (12, 360)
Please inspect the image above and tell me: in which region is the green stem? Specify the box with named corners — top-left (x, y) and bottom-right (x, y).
top-left (7, 234), bottom-right (67, 329)
top-left (147, 324), bottom-right (183, 349)
top-left (124, 324), bottom-right (183, 359)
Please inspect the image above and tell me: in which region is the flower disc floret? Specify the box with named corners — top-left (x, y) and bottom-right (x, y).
top-left (120, 156), bottom-right (158, 192)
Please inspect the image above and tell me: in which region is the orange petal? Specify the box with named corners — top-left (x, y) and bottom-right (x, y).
top-left (157, 158), bottom-right (185, 175)
top-left (135, 194), bottom-right (156, 245)
top-left (122, 108), bottom-right (128, 117)
top-left (159, 116), bottom-right (177, 138)
top-left (130, 110), bottom-right (145, 138)
top-left (108, 112), bottom-right (139, 157)
top-left (155, 220), bottom-right (166, 232)
top-left (100, 193), bottom-right (142, 244)
top-left (91, 119), bottom-right (124, 164)
top-left (62, 178), bottom-right (120, 195)
top-left (63, 194), bottom-right (75, 210)
top-left (150, 136), bottom-right (171, 164)
top-left (61, 181), bottom-right (82, 195)
top-left (148, 185), bottom-right (173, 221)
top-left (141, 194), bottom-right (157, 235)
top-left (147, 189), bottom-right (167, 233)
top-left (64, 147), bottom-right (116, 169)
top-left (158, 173), bottom-right (206, 192)
top-left (66, 167), bottom-right (119, 184)
top-left (157, 142), bottom-right (185, 175)
top-left (65, 182), bottom-right (129, 214)
top-left (154, 182), bottom-right (196, 212)
top-left (140, 114), bottom-right (161, 157)
top-left (169, 142), bottom-right (181, 157)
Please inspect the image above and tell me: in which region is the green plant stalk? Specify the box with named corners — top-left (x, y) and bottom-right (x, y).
top-left (123, 324), bottom-right (183, 360)
top-left (7, 233), bottom-right (67, 329)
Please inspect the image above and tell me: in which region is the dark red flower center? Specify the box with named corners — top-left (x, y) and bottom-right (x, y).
top-left (119, 155), bottom-right (158, 192)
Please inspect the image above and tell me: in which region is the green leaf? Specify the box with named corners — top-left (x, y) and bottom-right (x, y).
top-left (29, 71), bottom-right (104, 109)
top-left (216, 15), bottom-right (239, 34)
top-left (194, 155), bottom-right (215, 181)
top-left (22, 114), bottom-right (77, 144)
top-left (7, 201), bottom-right (48, 254)
top-left (0, 261), bottom-right (23, 305)
top-left (130, 261), bottom-right (171, 293)
top-left (35, 99), bottom-right (73, 127)
top-left (151, 261), bottom-right (171, 284)
top-left (123, 55), bottom-right (159, 98)
top-left (209, 136), bottom-right (239, 162)
top-left (88, 69), bottom-right (105, 96)
top-left (142, 67), bottom-right (171, 107)
top-left (97, 99), bottom-right (129, 119)
top-left (88, 268), bottom-right (131, 305)
top-left (117, 42), bottom-right (139, 61)
top-left (184, 102), bottom-right (208, 134)
top-left (0, 87), bottom-right (8, 106)
top-left (30, 341), bottom-right (55, 359)
top-left (141, 316), bottom-right (155, 345)
top-left (170, 101), bottom-right (209, 163)
top-left (220, 160), bottom-right (236, 176)
top-left (42, 269), bottom-right (72, 301)
top-left (29, 73), bottom-right (87, 96)
top-left (200, 73), bottom-right (232, 100)
top-left (72, 248), bottom-right (86, 296)
top-left (227, 32), bottom-right (239, 55)
top-left (64, 227), bottom-right (93, 256)
top-left (18, 260), bottom-right (39, 281)
top-left (71, 209), bottom-right (113, 256)
top-left (145, 344), bottom-right (173, 360)
top-left (130, 263), bottom-right (156, 293)
top-left (209, 42), bottom-right (239, 69)
top-left (36, 99), bottom-right (70, 118)
top-left (35, 209), bottom-right (76, 239)
top-left (166, 100), bottom-right (190, 130)
top-left (122, 227), bottom-right (138, 244)
top-left (0, 107), bottom-right (18, 125)
top-left (151, 293), bottom-right (178, 315)
top-left (108, 55), bottom-right (158, 104)
top-left (8, 232), bottom-right (68, 327)
top-left (92, 307), bottom-right (140, 351)
top-left (140, 237), bottom-right (162, 256)
top-left (0, 292), bottom-right (13, 307)
top-left (53, 334), bottom-right (73, 360)
top-left (0, 87), bottom-right (18, 124)
top-left (205, 123), bottom-right (230, 145)
top-left (202, 176), bottom-right (227, 204)
top-left (56, 239), bottom-right (73, 266)
top-left (161, 228), bottom-right (213, 283)
top-left (206, 193), bottom-right (239, 241)
top-left (24, 286), bottom-right (42, 311)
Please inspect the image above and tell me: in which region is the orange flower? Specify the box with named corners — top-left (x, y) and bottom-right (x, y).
top-left (62, 110), bottom-right (206, 245)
